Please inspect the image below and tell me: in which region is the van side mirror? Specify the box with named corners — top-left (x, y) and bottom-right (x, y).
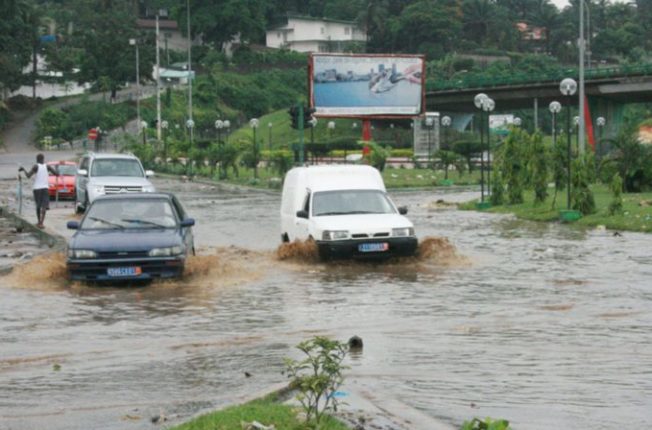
top-left (296, 210), bottom-right (309, 219)
top-left (77, 169), bottom-right (88, 177)
top-left (145, 170), bottom-right (155, 177)
top-left (67, 221), bottom-right (79, 230)
top-left (180, 218), bottom-right (195, 227)
top-left (398, 206), bottom-right (408, 215)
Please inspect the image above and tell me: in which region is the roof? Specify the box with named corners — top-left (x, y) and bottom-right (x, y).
top-left (87, 152), bottom-right (139, 160)
top-left (268, 14), bottom-right (360, 31)
top-left (94, 192), bottom-right (174, 201)
top-left (136, 19), bottom-right (179, 30)
top-left (47, 160), bottom-right (76, 165)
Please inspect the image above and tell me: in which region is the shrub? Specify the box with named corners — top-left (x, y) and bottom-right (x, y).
top-left (608, 173), bottom-right (624, 215)
top-left (285, 337), bottom-right (348, 426)
top-left (530, 131), bottom-right (548, 204)
top-left (571, 156), bottom-right (596, 215)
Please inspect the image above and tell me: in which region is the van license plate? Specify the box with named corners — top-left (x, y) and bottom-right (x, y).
top-left (358, 243), bottom-right (389, 253)
top-left (107, 267), bottom-right (142, 277)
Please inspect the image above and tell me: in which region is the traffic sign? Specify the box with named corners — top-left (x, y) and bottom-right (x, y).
top-left (88, 128), bottom-right (98, 140)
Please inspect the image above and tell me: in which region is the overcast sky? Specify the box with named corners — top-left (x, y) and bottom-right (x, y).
top-left (550, 0), bottom-right (631, 9)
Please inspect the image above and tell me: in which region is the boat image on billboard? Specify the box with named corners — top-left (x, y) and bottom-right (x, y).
top-left (310, 54), bottom-right (425, 117)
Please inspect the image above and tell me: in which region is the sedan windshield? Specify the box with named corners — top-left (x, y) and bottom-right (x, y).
top-left (50, 165), bottom-right (76, 175)
top-left (312, 190), bottom-right (396, 216)
top-left (81, 199), bottom-right (178, 230)
top-left (91, 159), bottom-right (144, 177)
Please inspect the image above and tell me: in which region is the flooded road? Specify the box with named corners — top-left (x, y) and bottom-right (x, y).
top-left (1, 179), bottom-right (651, 429)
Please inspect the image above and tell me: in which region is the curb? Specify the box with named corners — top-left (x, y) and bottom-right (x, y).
top-left (154, 172), bottom-right (281, 195)
top-left (0, 205), bottom-right (67, 250)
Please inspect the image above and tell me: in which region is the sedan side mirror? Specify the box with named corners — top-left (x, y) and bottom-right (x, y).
top-left (77, 169), bottom-right (88, 177)
top-left (145, 170), bottom-right (155, 177)
top-left (180, 218), bottom-right (195, 227)
top-left (67, 221), bottom-right (79, 230)
top-left (296, 210), bottom-right (309, 219)
top-left (398, 206), bottom-right (408, 215)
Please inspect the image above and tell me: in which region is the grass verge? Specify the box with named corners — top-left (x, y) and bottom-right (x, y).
top-left (459, 184), bottom-right (652, 233)
top-left (169, 397), bottom-right (349, 430)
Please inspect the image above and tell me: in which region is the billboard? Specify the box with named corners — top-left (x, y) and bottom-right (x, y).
top-left (310, 54), bottom-right (425, 117)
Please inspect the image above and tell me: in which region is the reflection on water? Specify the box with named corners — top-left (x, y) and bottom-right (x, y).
top-left (1, 185), bottom-right (651, 430)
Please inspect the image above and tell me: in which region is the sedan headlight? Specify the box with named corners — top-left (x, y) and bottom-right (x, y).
top-left (321, 230), bottom-right (349, 241)
top-left (392, 227), bottom-right (415, 237)
top-left (142, 184), bottom-right (156, 193)
top-left (68, 249), bottom-right (97, 259)
top-left (93, 185), bottom-right (105, 194)
top-left (148, 245), bottom-right (184, 257)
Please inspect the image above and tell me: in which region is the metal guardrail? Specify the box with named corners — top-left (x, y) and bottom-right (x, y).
top-left (426, 63), bottom-right (652, 91)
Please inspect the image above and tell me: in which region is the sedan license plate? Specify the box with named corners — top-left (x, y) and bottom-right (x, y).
top-left (60, 188), bottom-right (69, 193)
top-left (358, 242), bottom-right (389, 253)
top-left (107, 266), bottom-right (142, 277)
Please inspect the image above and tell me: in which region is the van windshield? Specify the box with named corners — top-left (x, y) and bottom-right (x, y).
top-left (312, 190), bottom-right (396, 216)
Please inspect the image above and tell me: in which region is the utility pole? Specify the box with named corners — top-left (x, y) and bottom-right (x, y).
top-left (156, 15), bottom-right (162, 141)
top-left (579, 0), bottom-right (586, 153)
top-left (186, 0), bottom-right (193, 145)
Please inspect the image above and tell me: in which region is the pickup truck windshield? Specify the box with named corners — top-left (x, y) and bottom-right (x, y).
top-left (91, 159), bottom-right (144, 177)
top-left (312, 190), bottom-right (395, 216)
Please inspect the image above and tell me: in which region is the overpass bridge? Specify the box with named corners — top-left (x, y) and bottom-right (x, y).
top-left (425, 63), bottom-right (652, 135)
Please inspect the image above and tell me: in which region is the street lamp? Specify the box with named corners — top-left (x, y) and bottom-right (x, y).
top-left (549, 101), bottom-right (562, 162)
top-left (482, 98), bottom-right (495, 196)
top-left (560, 78), bottom-right (578, 210)
top-left (129, 38), bottom-right (141, 134)
top-left (161, 120), bottom-right (169, 163)
top-left (327, 121), bottom-right (336, 162)
top-left (441, 115), bottom-right (451, 150)
top-left (268, 122), bottom-right (273, 151)
top-left (513, 117), bottom-right (522, 127)
top-left (474, 93), bottom-right (489, 202)
top-left (141, 121), bottom-right (148, 145)
top-left (596, 116), bottom-right (606, 173)
top-left (250, 118), bottom-right (259, 179)
top-left (424, 116), bottom-right (434, 168)
top-left (186, 119), bottom-right (194, 175)
top-left (215, 119), bottom-right (224, 142)
top-left (574, 115), bottom-right (580, 150)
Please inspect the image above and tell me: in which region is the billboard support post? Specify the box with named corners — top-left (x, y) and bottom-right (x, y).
top-left (362, 119), bottom-right (372, 141)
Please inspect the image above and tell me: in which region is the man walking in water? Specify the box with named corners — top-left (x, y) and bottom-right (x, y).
top-left (19, 153), bottom-right (59, 229)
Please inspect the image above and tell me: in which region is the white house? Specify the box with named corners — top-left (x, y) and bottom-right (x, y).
top-left (266, 15), bottom-right (367, 53)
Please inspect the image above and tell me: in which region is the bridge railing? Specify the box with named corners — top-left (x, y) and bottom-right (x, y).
top-left (426, 63), bottom-right (652, 92)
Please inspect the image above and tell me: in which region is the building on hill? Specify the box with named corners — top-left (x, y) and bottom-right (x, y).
top-left (266, 15), bottom-right (367, 53)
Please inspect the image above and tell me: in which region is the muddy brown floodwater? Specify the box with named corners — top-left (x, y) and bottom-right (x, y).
top-left (1, 179), bottom-right (651, 430)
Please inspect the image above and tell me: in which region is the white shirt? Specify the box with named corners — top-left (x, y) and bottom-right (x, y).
top-left (33, 163), bottom-right (49, 190)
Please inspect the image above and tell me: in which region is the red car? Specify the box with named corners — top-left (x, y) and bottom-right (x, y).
top-left (47, 161), bottom-right (77, 199)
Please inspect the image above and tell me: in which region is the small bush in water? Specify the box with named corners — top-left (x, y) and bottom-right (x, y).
top-left (285, 336), bottom-right (348, 426)
top-left (461, 417), bottom-right (510, 430)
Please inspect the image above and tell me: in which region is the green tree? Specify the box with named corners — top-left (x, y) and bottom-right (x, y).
top-left (530, 131), bottom-right (548, 204)
top-left (501, 127), bottom-right (527, 204)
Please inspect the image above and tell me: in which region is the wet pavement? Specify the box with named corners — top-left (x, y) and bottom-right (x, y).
top-left (1, 178), bottom-right (651, 430)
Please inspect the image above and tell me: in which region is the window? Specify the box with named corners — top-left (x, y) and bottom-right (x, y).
top-left (312, 190), bottom-right (396, 217)
top-left (90, 159), bottom-right (144, 177)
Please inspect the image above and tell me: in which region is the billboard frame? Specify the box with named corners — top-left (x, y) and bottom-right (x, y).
top-left (309, 53), bottom-right (426, 119)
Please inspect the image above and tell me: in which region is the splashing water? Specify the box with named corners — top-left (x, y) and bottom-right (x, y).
top-left (276, 240), bottom-right (319, 262)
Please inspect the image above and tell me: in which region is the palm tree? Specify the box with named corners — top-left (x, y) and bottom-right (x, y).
top-left (462, 0), bottom-right (495, 45)
top-left (528, 0), bottom-right (560, 54)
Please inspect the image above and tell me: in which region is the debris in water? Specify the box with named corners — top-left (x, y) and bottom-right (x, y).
top-left (348, 335), bottom-right (363, 351)
top-left (244, 371), bottom-right (252, 378)
top-left (52, 363), bottom-right (61, 371)
top-left (539, 304), bottom-right (575, 311)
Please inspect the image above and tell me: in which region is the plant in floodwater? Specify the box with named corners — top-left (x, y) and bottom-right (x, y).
top-left (530, 131), bottom-right (548, 205)
top-left (571, 154), bottom-right (596, 215)
top-left (461, 417), bottom-right (511, 430)
top-left (284, 336), bottom-right (348, 427)
top-left (608, 172), bottom-right (624, 215)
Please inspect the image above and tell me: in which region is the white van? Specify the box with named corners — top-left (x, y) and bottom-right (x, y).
top-left (280, 165), bottom-right (418, 259)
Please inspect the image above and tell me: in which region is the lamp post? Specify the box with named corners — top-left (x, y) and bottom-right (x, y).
top-left (560, 78), bottom-right (578, 210)
top-left (328, 121), bottom-right (335, 162)
top-left (185, 119), bottom-right (194, 176)
top-left (482, 98), bottom-right (495, 195)
top-left (474, 93), bottom-right (489, 202)
top-left (268, 122), bottom-right (273, 151)
top-left (215, 119), bottom-right (224, 142)
top-left (574, 115), bottom-right (580, 151)
top-left (161, 120), bottom-right (169, 163)
top-left (596, 116), bottom-right (606, 175)
top-left (250, 118), bottom-right (259, 179)
top-left (549, 102), bottom-right (561, 153)
top-left (441, 115), bottom-right (451, 150)
top-left (141, 121), bottom-right (148, 145)
top-left (129, 38), bottom-right (141, 134)
top-left (347, 122), bottom-right (357, 162)
top-left (308, 117), bottom-right (318, 164)
top-left (425, 116), bottom-right (434, 168)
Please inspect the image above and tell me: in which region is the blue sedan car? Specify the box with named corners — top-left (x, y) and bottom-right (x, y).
top-left (66, 193), bottom-right (195, 281)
